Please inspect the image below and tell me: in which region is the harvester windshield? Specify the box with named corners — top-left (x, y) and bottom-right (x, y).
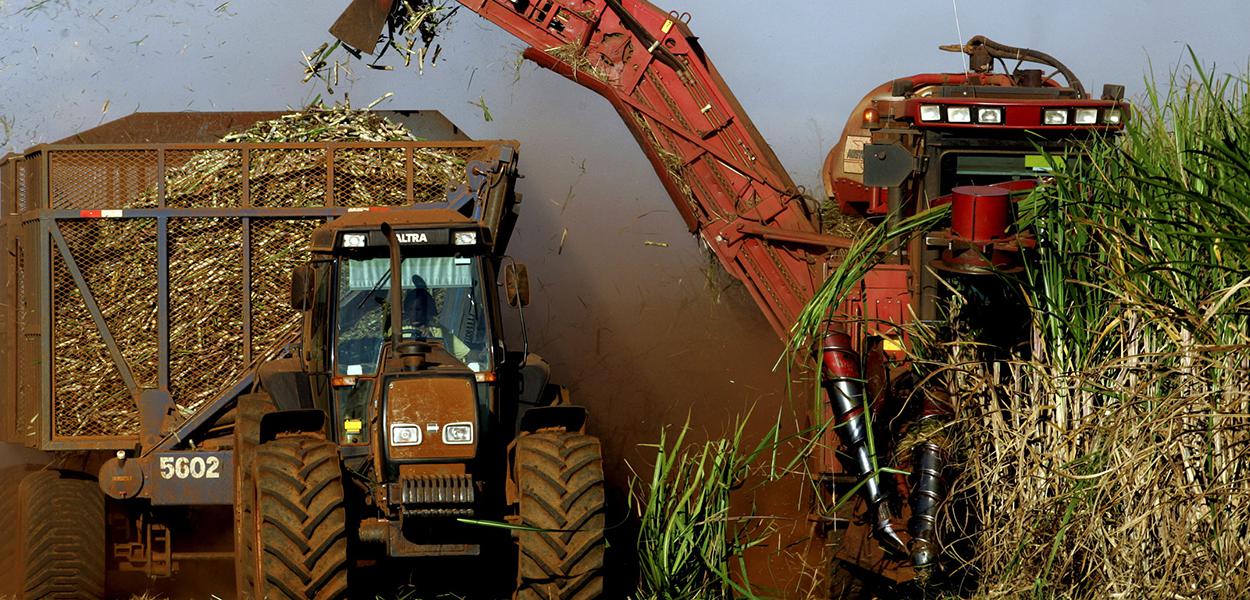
top-left (335, 255), bottom-right (490, 375)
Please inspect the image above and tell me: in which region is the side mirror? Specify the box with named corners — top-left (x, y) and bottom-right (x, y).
top-left (504, 262), bottom-right (530, 307)
top-left (290, 265), bottom-right (314, 311)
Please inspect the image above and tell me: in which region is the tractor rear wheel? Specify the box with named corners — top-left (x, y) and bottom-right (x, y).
top-left (251, 434), bottom-right (349, 600)
top-left (515, 431), bottom-right (606, 600)
top-left (233, 393), bottom-right (276, 599)
top-left (0, 468), bottom-right (106, 599)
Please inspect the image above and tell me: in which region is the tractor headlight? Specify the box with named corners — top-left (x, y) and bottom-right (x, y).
top-left (1074, 108), bottom-right (1099, 125)
top-left (442, 422), bottom-right (474, 445)
top-left (342, 233), bottom-right (367, 248)
top-left (946, 106), bottom-right (972, 123)
top-left (976, 107), bottom-right (1003, 124)
top-left (1043, 109), bottom-right (1070, 125)
top-left (1104, 109), bottom-right (1123, 125)
top-left (454, 231), bottom-right (478, 246)
top-left (919, 104), bottom-right (943, 122)
top-left (390, 424), bottom-right (423, 446)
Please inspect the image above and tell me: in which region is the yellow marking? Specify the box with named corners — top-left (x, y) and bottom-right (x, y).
top-left (661, 19), bottom-right (674, 34)
top-left (344, 419), bottom-right (363, 434)
top-left (882, 338), bottom-right (905, 352)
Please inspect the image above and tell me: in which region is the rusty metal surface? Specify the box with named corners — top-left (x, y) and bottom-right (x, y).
top-left (384, 376), bottom-right (478, 462)
top-left (100, 451), bottom-right (234, 505)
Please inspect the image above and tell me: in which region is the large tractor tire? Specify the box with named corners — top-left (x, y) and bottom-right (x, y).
top-left (233, 393), bottom-right (276, 598)
top-left (0, 468), bottom-right (106, 599)
top-left (0, 466), bottom-right (32, 597)
top-left (515, 431), bottom-right (606, 600)
top-left (250, 434), bottom-right (349, 600)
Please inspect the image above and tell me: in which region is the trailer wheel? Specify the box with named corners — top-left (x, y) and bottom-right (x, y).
top-left (0, 466), bottom-right (33, 598)
top-left (0, 469), bottom-right (106, 599)
top-left (234, 393), bottom-right (276, 598)
top-left (251, 434), bottom-right (348, 600)
top-left (515, 431), bottom-right (606, 600)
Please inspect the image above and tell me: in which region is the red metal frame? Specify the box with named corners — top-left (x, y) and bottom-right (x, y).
top-left (458, 0), bottom-right (832, 338)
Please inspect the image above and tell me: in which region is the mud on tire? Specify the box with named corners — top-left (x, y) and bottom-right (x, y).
top-left (234, 393), bottom-right (276, 598)
top-left (251, 434), bottom-right (349, 600)
top-left (515, 431), bottom-right (606, 600)
top-left (0, 468), bottom-right (106, 599)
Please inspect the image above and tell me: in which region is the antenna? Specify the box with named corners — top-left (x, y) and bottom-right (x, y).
top-left (951, 0), bottom-right (969, 75)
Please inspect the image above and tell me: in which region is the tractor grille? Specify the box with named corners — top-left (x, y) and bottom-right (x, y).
top-left (391, 474), bottom-right (476, 517)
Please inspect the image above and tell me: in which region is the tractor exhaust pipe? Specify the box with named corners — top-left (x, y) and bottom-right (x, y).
top-left (818, 329), bottom-right (906, 557)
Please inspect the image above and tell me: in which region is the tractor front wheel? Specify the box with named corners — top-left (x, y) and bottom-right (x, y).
top-left (515, 431), bottom-right (606, 599)
top-left (233, 392), bottom-right (276, 598)
top-left (250, 434), bottom-right (349, 600)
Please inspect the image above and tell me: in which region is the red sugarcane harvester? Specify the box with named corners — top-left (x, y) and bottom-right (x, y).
top-left (334, 0), bottom-right (1129, 589)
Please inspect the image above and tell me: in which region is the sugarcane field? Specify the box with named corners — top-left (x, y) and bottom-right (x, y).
top-left (2, 1), bottom-right (1250, 599)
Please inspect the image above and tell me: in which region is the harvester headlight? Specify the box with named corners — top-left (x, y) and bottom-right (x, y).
top-left (390, 424), bottom-right (423, 446)
top-left (1074, 108), bottom-right (1099, 125)
top-left (1043, 109), bottom-right (1070, 125)
top-left (1104, 109), bottom-right (1123, 125)
top-left (919, 105), bottom-right (943, 122)
top-left (976, 107), bottom-right (1003, 124)
top-left (454, 231), bottom-right (478, 246)
top-left (442, 422), bottom-right (474, 445)
top-left (342, 233), bottom-right (367, 248)
top-left (946, 106), bottom-right (972, 123)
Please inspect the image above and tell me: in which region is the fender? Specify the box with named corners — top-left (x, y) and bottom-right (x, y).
top-left (517, 404), bottom-right (587, 435)
top-left (259, 409), bottom-right (327, 444)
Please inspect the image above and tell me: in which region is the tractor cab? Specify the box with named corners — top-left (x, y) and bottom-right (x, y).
top-left (294, 210), bottom-right (505, 511)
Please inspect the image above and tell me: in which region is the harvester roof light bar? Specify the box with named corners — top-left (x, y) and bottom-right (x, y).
top-left (919, 105), bottom-right (943, 122)
top-left (1104, 109), bottom-right (1123, 125)
top-left (1074, 108), bottom-right (1099, 125)
top-left (946, 106), bottom-right (972, 123)
top-left (454, 230), bottom-right (478, 246)
top-left (976, 107), bottom-right (1003, 124)
top-left (341, 233), bottom-right (367, 248)
top-left (1043, 109), bottom-right (1070, 125)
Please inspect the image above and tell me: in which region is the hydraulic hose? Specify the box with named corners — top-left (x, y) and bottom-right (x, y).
top-left (946, 35), bottom-right (1087, 98)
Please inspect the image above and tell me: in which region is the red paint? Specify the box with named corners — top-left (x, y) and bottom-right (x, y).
top-left (950, 185), bottom-right (1010, 243)
top-left (819, 330), bottom-right (858, 379)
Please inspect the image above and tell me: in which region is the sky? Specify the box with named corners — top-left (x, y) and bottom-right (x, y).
top-left (3, 0), bottom-right (1249, 591)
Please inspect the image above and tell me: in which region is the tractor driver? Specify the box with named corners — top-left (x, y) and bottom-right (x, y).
top-left (402, 274), bottom-right (472, 363)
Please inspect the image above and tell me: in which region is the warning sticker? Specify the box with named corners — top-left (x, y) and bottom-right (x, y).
top-left (843, 135), bottom-right (870, 174)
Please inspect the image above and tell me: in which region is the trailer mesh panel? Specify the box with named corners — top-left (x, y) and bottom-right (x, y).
top-left (50, 150), bottom-right (160, 210)
top-left (164, 149), bottom-right (243, 208)
top-left (16, 223), bottom-right (38, 441)
top-left (168, 218), bottom-right (245, 413)
top-left (52, 242), bottom-right (137, 437)
top-left (250, 149), bottom-right (327, 208)
top-left (250, 219), bottom-right (319, 358)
